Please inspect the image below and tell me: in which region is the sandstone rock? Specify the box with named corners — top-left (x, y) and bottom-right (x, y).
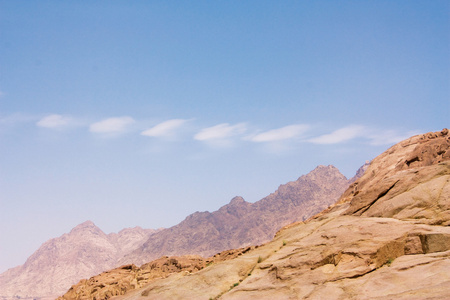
top-left (339, 128), bottom-right (450, 220)
top-left (57, 247), bottom-right (256, 300)
top-left (112, 214), bottom-right (450, 300)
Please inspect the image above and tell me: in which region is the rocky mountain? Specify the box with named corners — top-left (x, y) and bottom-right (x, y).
top-left (1, 152), bottom-right (358, 299)
top-left (1, 163), bottom-right (353, 300)
top-left (79, 128), bottom-right (449, 299)
top-left (0, 222), bottom-right (158, 299)
top-left (120, 164), bottom-right (350, 266)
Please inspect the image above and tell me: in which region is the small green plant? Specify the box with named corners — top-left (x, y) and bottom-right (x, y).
top-left (283, 240), bottom-right (287, 246)
top-left (386, 258), bottom-right (394, 266)
top-left (257, 256), bottom-right (263, 263)
top-left (229, 282), bottom-right (239, 290)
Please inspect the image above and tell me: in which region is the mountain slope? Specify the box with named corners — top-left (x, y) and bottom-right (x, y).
top-left (0, 222), bottom-right (157, 299)
top-left (120, 165), bottom-right (350, 266)
top-left (111, 129), bottom-right (450, 299)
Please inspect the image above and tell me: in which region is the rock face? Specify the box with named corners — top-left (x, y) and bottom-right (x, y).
top-left (0, 222), bottom-right (158, 299)
top-left (120, 165), bottom-right (350, 266)
top-left (340, 128), bottom-right (450, 225)
top-left (111, 129), bottom-right (450, 299)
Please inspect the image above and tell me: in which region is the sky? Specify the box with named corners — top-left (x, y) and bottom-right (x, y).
top-left (0, 1), bottom-right (448, 272)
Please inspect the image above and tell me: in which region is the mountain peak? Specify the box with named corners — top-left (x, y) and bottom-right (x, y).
top-left (229, 196), bottom-right (246, 206)
top-left (78, 220), bottom-right (96, 227)
top-left (69, 220), bottom-right (103, 236)
top-left (308, 165), bottom-right (341, 175)
top-left (73, 220), bottom-right (97, 230)
top-left (314, 164), bottom-right (337, 170)
top-left (301, 164), bottom-right (347, 182)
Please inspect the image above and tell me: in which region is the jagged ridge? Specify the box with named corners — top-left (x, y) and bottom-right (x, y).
top-left (120, 165), bottom-right (350, 266)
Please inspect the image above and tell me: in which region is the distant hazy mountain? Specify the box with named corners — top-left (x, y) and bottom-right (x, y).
top-left (0, 164), bottom-right (358, 300)
top-left (120, 165), bottom-right (351, 266)
top-left (0, 222), bottom-right (158, 299)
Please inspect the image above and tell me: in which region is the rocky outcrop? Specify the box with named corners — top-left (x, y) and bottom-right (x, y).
top-left (120, 165), bottom-right (351, 266)
top-left (0, 222), bottom-right (158, 299)
top-left (339, 128), bottom-right (450, 225)
top-left (111, 129), bottom-right (450, 299)
top-left (57, 247), bottom-right (256, 300)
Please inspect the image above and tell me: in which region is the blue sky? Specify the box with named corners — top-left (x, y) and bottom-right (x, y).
top-left (0, 1), bottom-right (448, 272)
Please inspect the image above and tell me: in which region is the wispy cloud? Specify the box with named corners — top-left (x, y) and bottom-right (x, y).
top-left (89, 116), bottom-right (135, 134)
top-left (308, 125), bottom-right (365, 144)
top-left (367, 129), bottom-right (420, 146)
top-left (249, 124), bottom-right (310, 142)
top-left (141, 119), bottom-right (191, 138)
top-left (36, 114), bottom-right (72, 129)
top-left (194, 123), bottom-right (246, 141)
top-left (1, 113), bottom-right (36, 125)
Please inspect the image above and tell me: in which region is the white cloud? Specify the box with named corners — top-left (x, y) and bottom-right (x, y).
top-left (36, 114), bottom-right (72, 129)
top-left (194, 123), bottom-right (246, 141)
top-left (250, 124), bottom-right (310, 142)
top-left (308, 125), bottom-right (365, 144)
top-left (89, 116), bottom-right (135, 134)
top-left (141, 119), bottom-right (190, 137)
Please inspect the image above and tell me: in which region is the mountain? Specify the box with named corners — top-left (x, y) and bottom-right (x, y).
top-left (85, 128), bottom-right (449, 299)
top-left (0, 222), bottom-right (158, 299)
top-left (1, 159), bottom-right (356, 299)
top-left (120, 164), bottom-right (350, 266)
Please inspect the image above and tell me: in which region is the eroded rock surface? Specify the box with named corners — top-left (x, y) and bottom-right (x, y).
top-left (339, 128), bottom-right (450, 224)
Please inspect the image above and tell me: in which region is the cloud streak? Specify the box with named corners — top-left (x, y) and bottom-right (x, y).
top-left (1, 113), bottom-right (37, 125)
top-left (250, 124), bottom-right (310, 142)
top-left (141, 119), bottom-right (190, 138)
top-left (6, 111), bottom-right (417, 150)
top-left (36, 114), bottom-right (72, 129)
top-left (308, 125), bottom-right (365, 144)
top-left (89, 116), bottom-right (135, 134)
top-left (194, 123), bottom-right (247, 141)
top-left (194, 123), bottom-right (247, 148)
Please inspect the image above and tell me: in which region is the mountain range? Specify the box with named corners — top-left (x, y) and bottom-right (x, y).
top-left (0, 161), bottom-right (363, 298)
top-left (120, 164), bottom-right (357, 266)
